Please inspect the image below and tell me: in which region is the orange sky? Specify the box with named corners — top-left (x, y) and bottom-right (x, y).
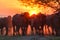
top-left (0, 0), bottom-right (24, 17)
top-left (0, 0), bottom-right (57, 17)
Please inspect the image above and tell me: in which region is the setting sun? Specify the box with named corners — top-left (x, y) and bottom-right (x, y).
top-left (29, 9), bottom-right (39, 16)
top-left (18, 0), bottom-right (57, 16)
top-left (0, 0), bottom-right (59, 17)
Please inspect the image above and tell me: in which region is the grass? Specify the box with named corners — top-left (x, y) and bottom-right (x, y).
top-left (0, 35), bottom-right (60, 40)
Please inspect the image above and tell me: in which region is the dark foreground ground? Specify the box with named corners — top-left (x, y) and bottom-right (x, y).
top-left (0, 35), bottom-right (60, 40)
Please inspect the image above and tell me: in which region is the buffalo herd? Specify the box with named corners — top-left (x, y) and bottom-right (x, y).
top-left (0, 11), bottom-right (60, 36)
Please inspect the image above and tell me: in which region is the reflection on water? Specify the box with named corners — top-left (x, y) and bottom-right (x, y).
top-left (1, 25), bottom-right (56, 36)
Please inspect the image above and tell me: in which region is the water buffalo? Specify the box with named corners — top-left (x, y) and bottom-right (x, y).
top-left (52, 11), bottom-right (60, 36)
top-left (29, 13), bottom-right (46, 35)
top-left (0, 16), bottom-right (12, 35)
top-left (46, 14), bottom-right (55, 35)
top-left (46, 11), bottom-right (60, 36)
top-left (12, 12), bottom-right (30, 36)
top-left (0, 18), bottom-right (4, 35)
top-left (37, 13), bottom-right (46, 35)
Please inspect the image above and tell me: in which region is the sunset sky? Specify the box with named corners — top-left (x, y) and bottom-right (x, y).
top-left (0, 0), bottom-right (59, 17)
top-left (0, 0), bottom-right (59, 35)
top-left (0, 0), bottom-right (23, 17)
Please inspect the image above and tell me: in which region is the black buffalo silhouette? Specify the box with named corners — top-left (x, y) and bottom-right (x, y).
top-left (0, 16), bottom-right (12, 35)
top-left (12, 12), bottom-right (30, 36)
top-left (29, 13), bottom-right (46, 35)
top-left (52, 11), bottom-right (60, 36)
top-left (46, 11), bottom-right (60, 36)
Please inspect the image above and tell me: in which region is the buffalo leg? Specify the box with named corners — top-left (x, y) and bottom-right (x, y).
top-left (35, 26), bottom-right (40, 35)
top-left (16, 26), bottom-right (20, 35)
top-left (41, 25), bottom-right (44, 36)
top-left (31, 26), bottom-right (34, 35)
top-left (1, 27), bottom-right (3, 35)
top-left (5, 27), bottom-right (8, 35)
top-left (21, 27), bottom-right (25, 36)
top-left (13, 26), bottom-right (16, 36)
top-left (24, 27), bottom-right (27, 35)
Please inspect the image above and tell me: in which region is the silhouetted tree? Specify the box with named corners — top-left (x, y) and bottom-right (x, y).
top-left (7, 16), bottom-right (13, 36)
